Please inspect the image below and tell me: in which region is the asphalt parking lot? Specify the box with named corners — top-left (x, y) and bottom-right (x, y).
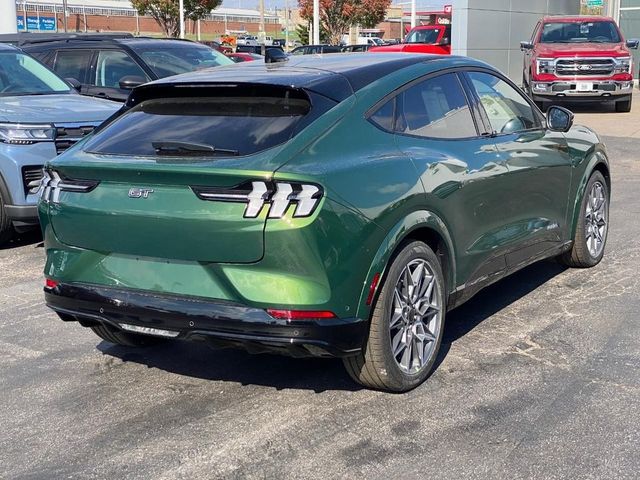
top-left (1, 99), bottom-right (640, 479)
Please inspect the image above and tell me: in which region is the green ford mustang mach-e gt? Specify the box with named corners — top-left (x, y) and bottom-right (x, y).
top-left (39, 54), bottom-right (610, 392)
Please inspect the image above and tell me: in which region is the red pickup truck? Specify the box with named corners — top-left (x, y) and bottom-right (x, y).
top-left (369, 25), bottom-right (451, 55)
top-left (521, 16), bottom-right (638, 112)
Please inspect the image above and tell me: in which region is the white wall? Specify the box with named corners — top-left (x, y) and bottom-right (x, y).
top-left (0, 0), bottom-right (18, 34)
top-left (452, 0), bottom-right (580, 81)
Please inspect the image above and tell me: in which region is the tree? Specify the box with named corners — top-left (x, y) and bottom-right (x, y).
top-left (131, 0), bottom-right (221, 38)
top-left (295, 22), bottom-right (330, 45)
top-left (298, 0), bottom-right (391, 44)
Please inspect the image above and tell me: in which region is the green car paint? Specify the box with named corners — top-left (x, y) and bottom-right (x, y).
top-left (39, 54), bottom-right (609, 355)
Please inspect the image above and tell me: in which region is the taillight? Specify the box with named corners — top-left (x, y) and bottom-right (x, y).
top-left (44, 278), bottom-right (58, 289)
top-left (192, 181), bottom-right (323, 219)
top-left (266, 309), bottom-right (337, 320)
top-left (39, 169), bottom-right (99, 204)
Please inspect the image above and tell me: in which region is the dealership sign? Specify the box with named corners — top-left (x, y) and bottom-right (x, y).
top-left (17, 15), bottom-right (57, 31)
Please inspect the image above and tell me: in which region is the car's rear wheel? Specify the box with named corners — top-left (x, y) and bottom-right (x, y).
top-left (0, 194), bottom-right (14, 245)
top-left (90, 324), bottom-right (167, 347)
top-left (344, 241), bottom-right (446, 392)
top-left (560, 171), bottom-right (609, 268)
top-left (615, 97), bottom-right (632, 113)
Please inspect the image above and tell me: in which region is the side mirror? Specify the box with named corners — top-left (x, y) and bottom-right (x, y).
top-left (626, 39), bottom-right (639, 49)
top-left (520, 41), bottom-right (534, 51)
top-left (118, 75), bottom-right (146, 90)
top-left (546, 105), bottom-right (574, 133)
top-left (265, 48), bottom-right (288, 64)
top-left (440, 37), bottom-right (450, 46)
top-left (65, 77), bottom-right (82, 91)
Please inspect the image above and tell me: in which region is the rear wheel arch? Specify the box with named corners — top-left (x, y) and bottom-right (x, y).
top-left (355, 210), bottom-right (457, 320)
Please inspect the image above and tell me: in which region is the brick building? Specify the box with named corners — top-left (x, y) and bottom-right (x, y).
top-left (14, 0), bottom-right (282, 37)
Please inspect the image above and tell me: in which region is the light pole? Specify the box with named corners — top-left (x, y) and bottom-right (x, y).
top-left (410, 0), bottom-right (416, 28)
top-left (313, 0), bottom-right (319, 44)
top-left (62, 0), bottom-right (68, 32)
top-left (0, 0), bottom-right (18, 34)
top-left (179, 0), bottom-right (185, 38)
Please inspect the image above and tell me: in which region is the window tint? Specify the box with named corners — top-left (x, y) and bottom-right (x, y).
top-left (540, 21), bottom-right (620, 44)
top-left (84, 88), bottom-right (317, 157)
top-left (131, 44), bottom-right (233, 78)
top-left (0, 52), bottom-right (70, 96)
top-left (369, 99), bottom-right (395, 131)
top-left (468, 72), bottom-right (539, 134)
top-left (95, 50), bottom-right (148, 88)
top-left (395, 73), bottom-right (477, 139)
top-left (53, 49), bottom-right (92, 83)
top-left (405, 28), bottom-right (441, 44)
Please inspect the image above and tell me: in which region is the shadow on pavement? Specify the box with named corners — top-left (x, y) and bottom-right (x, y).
top-left (99, 260), bottom-right (567, 392)
top-left (0, 229), bottom-right (43, 250)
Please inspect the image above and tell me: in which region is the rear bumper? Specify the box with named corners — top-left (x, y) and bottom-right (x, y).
top-left (44, 282), bottom-right (368, 358)
top-left (531, 79), bottom-right (633, 100)
top-left (5, 204), bottom-right (39, 226)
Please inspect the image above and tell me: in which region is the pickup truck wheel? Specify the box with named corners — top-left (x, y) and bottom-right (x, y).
top-left (615, 97), bottom-right (632, 113)
top-left (343, 241), bottom-right (446, 392)
top-left (0, 194), bottom-right (14, 245)
top-left (90, 324), bottom-right (167, 347)
top-left (559, 171), bottom-right (609, 268)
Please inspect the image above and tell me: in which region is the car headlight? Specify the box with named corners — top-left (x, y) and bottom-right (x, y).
top-left (192, 181), bottom-right (324, 219)
top-left (536, 58), bottom-right (555, 75)
top-left (614, 56), bottom-right (632, 74)
top-left (0, 123), bottom-right (55, 145)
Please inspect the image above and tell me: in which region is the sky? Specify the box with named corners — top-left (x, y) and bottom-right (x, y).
top-left (222, 1), bottom-right (449, 11)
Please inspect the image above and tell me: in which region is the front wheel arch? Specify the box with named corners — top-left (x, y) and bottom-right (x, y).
top-left (569, 156), bottom-right (611, 240)
top-left (355, 210), bottom-right (457, 320)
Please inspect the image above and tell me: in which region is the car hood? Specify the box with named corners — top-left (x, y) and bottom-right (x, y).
top-left (0, 94), bottom-right (119, 124)
top-left (535, 42), bottom-right (629, 58)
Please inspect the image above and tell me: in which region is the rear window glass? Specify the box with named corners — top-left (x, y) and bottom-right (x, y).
top-left (84, 91), bottom-right (312, 157)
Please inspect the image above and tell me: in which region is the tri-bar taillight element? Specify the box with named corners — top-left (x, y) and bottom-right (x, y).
top-left (192, 181), bottom-right (323, 219)
top-left (39, 169), bottom-right (100, 204)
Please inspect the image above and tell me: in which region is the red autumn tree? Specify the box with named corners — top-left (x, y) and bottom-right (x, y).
top-left (299, 0), bottom-right (391, 44)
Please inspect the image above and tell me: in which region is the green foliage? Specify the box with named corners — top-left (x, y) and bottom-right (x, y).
top-left (131, 0), bottom-right (221, 37)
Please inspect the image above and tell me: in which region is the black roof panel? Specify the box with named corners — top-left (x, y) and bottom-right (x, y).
top-left (146, 53), bottom-right (438, 101)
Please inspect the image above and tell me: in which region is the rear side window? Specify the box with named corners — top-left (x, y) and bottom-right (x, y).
top-left (84, 87), bottom-right (317, 157)
top-left (53, 49), bottom-right (92, 83)
top-left (395, 73), bottom-right (477, 139)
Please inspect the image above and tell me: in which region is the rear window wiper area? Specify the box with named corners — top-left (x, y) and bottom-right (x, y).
top-left (152, 141), bottom-right (239, 157)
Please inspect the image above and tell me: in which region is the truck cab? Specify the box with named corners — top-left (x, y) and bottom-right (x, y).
top-left (368, 25), bottom-right (451, 55)
top-left (521, 16), bottom-right (639, 112)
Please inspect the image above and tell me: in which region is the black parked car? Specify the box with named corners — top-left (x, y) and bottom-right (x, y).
top-left (235, 45), bottom-right (285, 54)
top-left (341, 44), bottom-right (371, 52)
top-left (290, 45), bottom-right (342, 55)
top-left (14, 35), bottom-right (233, 102)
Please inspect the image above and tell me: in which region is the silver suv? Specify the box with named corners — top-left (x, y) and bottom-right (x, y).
top-left (0, 44), bottom-right (118, 244)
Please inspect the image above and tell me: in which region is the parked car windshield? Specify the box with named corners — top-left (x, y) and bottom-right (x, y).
top-left (540, 21), bottom-right (621, 43)
top-left (129, 43), bottom-right (234, 78)
top-left (0, 51), bottom-right (70, 97)
top-left (405, 28), bottom-right (442, 44)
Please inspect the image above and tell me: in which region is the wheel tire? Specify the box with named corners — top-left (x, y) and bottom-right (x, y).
top-left (344, 241), bottom-right (446, 392)
top-left (559, 171), bottom-right (609, 268)
top-left (615, 98), bottom-right (632, 113)
top-left (90, 324), bottom-right (166, 347)
top-left (0, 194), bottom-right (14, 246)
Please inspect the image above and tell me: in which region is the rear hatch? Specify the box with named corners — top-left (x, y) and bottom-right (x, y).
top-left (45, 84), bottom-right (324, 263)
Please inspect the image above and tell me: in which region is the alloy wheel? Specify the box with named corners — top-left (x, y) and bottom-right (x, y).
top-left (584, 181), bottom-right (608, 258)
top-left (389, 259), bottom-right (442, 374)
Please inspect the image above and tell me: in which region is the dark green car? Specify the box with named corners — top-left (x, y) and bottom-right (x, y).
top-left (39, 54), bottom-right (610, 392)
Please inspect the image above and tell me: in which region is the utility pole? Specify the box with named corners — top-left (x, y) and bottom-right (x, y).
top-left (0, 0), bottom-right (18, 33)
top-left (62, 0), bottom-right (68, 32)
top-left (285, 0), bottom-right (289, 49)
top-left (179, 0), bottom-right (185, 38)
top-left (259, 0), bottom-right (265, 54)
top-left (313, 0), bottom-right (319, 44)
top-left (410, 0), bottom-right (416, 28)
